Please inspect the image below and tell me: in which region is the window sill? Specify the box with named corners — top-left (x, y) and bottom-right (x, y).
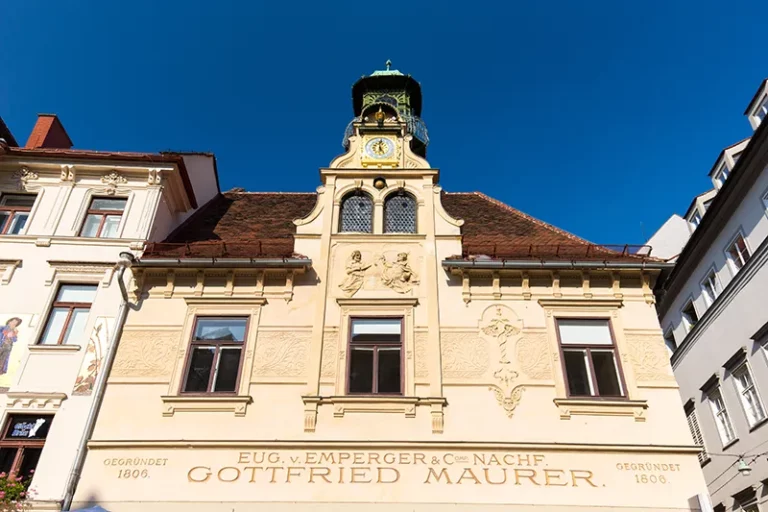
top-left (748, 417), bottom-right (768, 433)
top-left (721, 438), bottom-right (739, 450)
top-left (160, 395), bottom-right (252, 417)
top-left (302, 395), bottom-right (447, 434)
top-left (27, 344), bottom-right (82, 353)
top-left (553, 398), bottom-right (648, 422)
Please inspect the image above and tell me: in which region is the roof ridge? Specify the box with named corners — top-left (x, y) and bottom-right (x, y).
top-left (224, 191), bottom-right (317, 195)
top-left (470, 191), bottom-right (594, 246)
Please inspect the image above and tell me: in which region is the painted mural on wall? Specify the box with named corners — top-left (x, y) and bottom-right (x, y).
top-left (0, 314), bottom-right (34, 391)
top-left (73, 317), bottom-right (114, 395)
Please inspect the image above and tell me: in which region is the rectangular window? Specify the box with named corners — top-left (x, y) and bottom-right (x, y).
top-left (714, 164), bottom-right (730, 188)
top-left (732, 363), bottom-right (766, 427)
top-left (663, 329), bottom-right (677, 355)
top-left (685, 408), bottom-right (708, 465)
top-left (0, 414), bottom-right (53, 482)
top-left (182, 317), bottom-right (247, 393)
top-left (756, 96), bottom-right (768, 124)
top-left (681, 300), bottom-right (699, 333)
top-left (701, 271), bottom-right (720, 308)
top-left (708, 387), bottom-right (736, 445)
top-left (38, 284), bottom-right (97, 345)
top-left (79, 197), bottom-right (126, 238)
top-left (557, 319), bottom-right (625, 398)
top-left (688, 209), bottom-right (702, 229)
top-left (726, 234), bottom-right (751, 274)
top-left (0, 194), bottom-right (36, 235)
top-left (348, 318), bottom-right (402, 395)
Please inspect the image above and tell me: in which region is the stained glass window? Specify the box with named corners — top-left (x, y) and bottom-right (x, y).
top-left (384, 193), bottom-right (416, 233)
top-left (340, 193), bottom-right (373, 233)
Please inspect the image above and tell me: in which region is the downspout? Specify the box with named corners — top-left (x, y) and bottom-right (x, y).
top-left (61, 251), bottom-right (136, 511)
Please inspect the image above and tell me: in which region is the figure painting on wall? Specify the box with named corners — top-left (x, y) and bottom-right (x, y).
top-left (0, 317), bottom-right (22, 375)
top-left (339, 250), bottom-right (372, 297)
top-left (0, 314), bottom-right (31, 391)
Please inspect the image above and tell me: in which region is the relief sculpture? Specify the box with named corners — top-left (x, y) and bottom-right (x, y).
top-left (338, 249), bottom-right (419, 296)
top-left (441, 332), bottom-right (489, 379)
top-left (378, 253), bottom-right (419, 293)
top-left (111, 330), bottom-right (179, 379)
top-left (480, 306), bottom-right (525, 418)
top-left (320, 331), bottom-right (338, 379)
top-left (516, 332), bottom-right (553, 380)
top-left (253, 331), bottom-right (310, 379)
top-left (338, 251), bottom-right (372, 297)
top-left (625, 333), bottom-right (676, 382)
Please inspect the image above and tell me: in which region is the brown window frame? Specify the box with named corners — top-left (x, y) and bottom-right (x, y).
top-left (179, 316), bottom-right (250, 395)
top-left (346, 316), bottom-right (404, 396)
top-left (0, 414), bottom-right (54, 480)
top-left (37, 284), bottom-right (97, 346)
top-left (0, 193), bottom-right (36, 235)
top-left (555, 317), bottom-right (628, 400)
top-left (78, 197), bottom-right (127, 238)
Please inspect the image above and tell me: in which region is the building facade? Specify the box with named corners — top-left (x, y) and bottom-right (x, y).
top-left (0, 115), bottom-right (218, 509)
top-left (655, 78), bottom-right (768, 511)
top-left (70, 66), bottom-right (709, 511)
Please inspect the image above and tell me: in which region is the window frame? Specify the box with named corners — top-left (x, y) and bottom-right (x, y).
top-left (383, 191), bottom-right (418, 234)
top-left (663, 327), bottom-right (677, 355)
top-left (346, 316), bottom-right (404, 396)
top-left (37, 284), bottom-right (97, 345)
top-left (725, 232), bottom-right (751, 276)
top-left (687, 209), bottom-right (702, 229)
top-left (700, 268), bottom-right (721, 308)
top-left (680, 298), bottom-right (700, 333)
top-left (684, 405), bottom-right (709, 465)
top-left (731, 362), bottom-right (767, 428)
top-left (0, 413), bottom-right (54, 480)
top-left (338, 191), bottom-right (374, 234)
top-left (713, 163), bottom-right (730, 189)
top-left (555, 317), bottom-right (628, 400)
top-left (707, 386), bottom-right (737, 446)
top-left (78, 196), bottom-right (127, 238)
top-left (753, 94), bottom-right (768, 126)
top-left (0, 193), bottom-right (37, 235)
top-left (179, 316), bottom-right (250, 395)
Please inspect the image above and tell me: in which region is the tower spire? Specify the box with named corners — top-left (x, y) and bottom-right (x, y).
top-left (385, 59), bottom-right (392, 71)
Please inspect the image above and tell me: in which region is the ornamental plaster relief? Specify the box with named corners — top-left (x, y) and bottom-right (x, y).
top-left (335, 246), bottom-right (422, 297)
top-left (440, 332), bottom-right (490, 380)
top-left (516, 331), bottom-right (553, 381)
top-left (414, 331), bottom-right (429, 380)
top-left (623, 332), bottom-right (676, 385)
top-left (252, 331), bottom-right (310, 380)
top-left (320, 330), bottom-right (338, 380)
top-left (111, 330), bottom-right (180, 380)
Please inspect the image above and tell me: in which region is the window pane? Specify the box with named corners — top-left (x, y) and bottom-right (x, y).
top-left (0, 449), bottom-right (16, 475)
top-left (592, 350), bottom-right (623, 396)
top-left (564, 350), bottom-right (593, 396)
top-left (377, 347), bottom-right (401, 394)
top-left (184, 347), bottom-right (215, 392)
top-left (193, 318), bottom-right (247, 342)
top-left (558, 319), bottom-right (612, 345)
top-left (57, 284), bottom-right (97, 303)
top-left (340, 194), bottom-right (373, 233)
top-left (80, 214), bottom-right (102, 237)
top-left (351, 319), bottom-right (401, 343)
top-left (90, 198), bottom-right (127, 211)
top-left (349, 347), bottom-right (374, 393)
top-left (17, 447), bottom-right (41, 481)
top-left (6, 415), bottom-right (52, 440)
top-left (99, 215), bottom-right (121, 238)
top-left (0, 212), bottom-right (9, 232)
top-left (384, 194), bottom-right (417, 233)
top-left (212, 348), bottom-right (241, 392)
top-left (8, 213), bottom-right (28, 235)
top-left (0, 195), bottom-right (36, 207)
top-left (61, 308), bottom-right (89, 344)
top-left (39, 308), bottom-right (69, 345)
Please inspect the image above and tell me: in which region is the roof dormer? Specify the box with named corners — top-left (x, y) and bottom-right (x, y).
top-left (708, 138), bottom-right (750, 189)
top-left (744, 78), bottom-right (768, 130)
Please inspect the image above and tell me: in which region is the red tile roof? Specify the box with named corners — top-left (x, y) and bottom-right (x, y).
top-left (143, 190), bottom-right (653, 262)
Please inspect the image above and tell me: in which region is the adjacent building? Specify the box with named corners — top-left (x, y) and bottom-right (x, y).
top-left (655, 78), bottom-right (768, 511)
top-left (0, 115), bottom-right (219, 509)
top-left (68, 65), bottom-right (710, 511)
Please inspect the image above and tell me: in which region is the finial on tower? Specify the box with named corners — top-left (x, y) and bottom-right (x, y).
top-left (385, 59), bottom-right (392, 71)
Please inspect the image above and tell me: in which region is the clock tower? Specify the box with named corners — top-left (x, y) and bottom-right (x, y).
top-left (333, 61), bottom-right (431, 170)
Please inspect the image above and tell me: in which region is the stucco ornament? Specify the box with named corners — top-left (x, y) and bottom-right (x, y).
top-left (480, 306), bottom-right (525, 418)
top-left (101, 171), bottom-right (128, 195)
top-left (12, 167), bottom-right (38, 190)
top-left (377, 252), bottom-right (419, 293)
top-left (338, 250), bottom-right (372, 297)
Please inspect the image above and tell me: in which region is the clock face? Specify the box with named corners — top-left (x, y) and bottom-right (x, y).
top-left (364, 137), bottom-right (395, 159)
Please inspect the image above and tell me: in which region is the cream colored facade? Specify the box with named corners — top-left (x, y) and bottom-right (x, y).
top-left (72, 93), bottom-right (710, 510)
top-left (0, 121), bottom-right (218, 509)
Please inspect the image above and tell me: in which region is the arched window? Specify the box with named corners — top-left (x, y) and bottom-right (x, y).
top-left (384, 192), bottom-right (417, 233)
top-left (339, 192), bottom-right (373, 233)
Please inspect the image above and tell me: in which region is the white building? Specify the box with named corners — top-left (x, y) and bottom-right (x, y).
top-left (0, 114), bottom-right (218, 509)
top-left (655, 78), bottom-right (768, 511)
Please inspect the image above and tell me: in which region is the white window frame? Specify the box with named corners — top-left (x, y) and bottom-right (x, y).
top-left (680, 298), bottom-right (699, 334)
top-left (700, 268), bottom-right (721, 308)
top-left (687, 209), bottom-right (702, 229)
top-left (663, 328), bottom-right (677, 356)
top-left (708, 386), bottom-right (737, 446)
top-left (725, 231), bottom-right (751, 276)
top-left (762, 186), bottom-right (768, 218)
top-left (753, 94), bottom-right (768, 127)
top-left (685, 406), bottom-right (708, 465)
top-left (713, 163), bottom-right (730, 189)
top-left (731, 362), bottom-right (767, 428)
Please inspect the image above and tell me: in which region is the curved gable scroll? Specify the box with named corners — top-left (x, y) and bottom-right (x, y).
top-left (433, 186), bottom-right (464, 230)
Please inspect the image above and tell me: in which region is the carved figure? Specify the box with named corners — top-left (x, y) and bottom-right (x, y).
top-left (378, 252), bottom-right (419, 293)
top-left (338, 251), bottom-right (371, 297)
top-left (481, 307), bottom-right (520, 364)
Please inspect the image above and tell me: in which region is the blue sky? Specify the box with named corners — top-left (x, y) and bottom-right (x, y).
top-left (1, 1), bottom-right (766, 245)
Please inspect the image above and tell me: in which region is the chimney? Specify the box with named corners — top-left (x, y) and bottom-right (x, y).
top-left (25, 114), bottom-right (73, 149)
